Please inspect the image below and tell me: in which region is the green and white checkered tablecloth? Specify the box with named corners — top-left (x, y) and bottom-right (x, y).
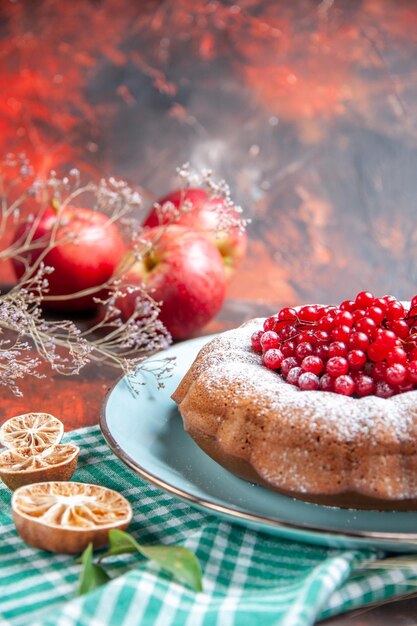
top-left (1, 425), bottom-right (417, 626)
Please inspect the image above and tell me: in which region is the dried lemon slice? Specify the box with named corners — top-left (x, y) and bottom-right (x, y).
top-left (0, 413), bottom-right (64, 449)
top-left (0, 444), bottom-right (79, 491)
top-left (12, 481), bottom-right (132, 553)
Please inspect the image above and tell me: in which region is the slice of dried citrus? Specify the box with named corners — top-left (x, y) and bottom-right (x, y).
top-left (0, 413), bottom-right (64, 449)
top-left (0, 444), bottom-right (79, 491)
top-left (12, 481), bottom-right (132, 553)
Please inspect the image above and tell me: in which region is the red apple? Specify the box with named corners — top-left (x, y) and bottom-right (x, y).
top-left (116, 225), bottom-right (227, 340)
top-left (12, 206), bottom-right (126, 311)
top-left (143, 188), bottom-right (247, 278)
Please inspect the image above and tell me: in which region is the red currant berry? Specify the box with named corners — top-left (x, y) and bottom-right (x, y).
top-left (386, 347), bottom-right (407, 366)
top-left (296, 330), bottom-right (316, 345)
top-left (386, 319), bottom-right (409, 339)
top-left (340, 300), bottom-right (356, 312)
top-left (366, 306), bottom-right (384, 325)
top-left (301, 355), bottom-right (324, 375)
top-left (295, 342), bottom-right (314, 361)
top-left (278, 307), bottom-right (297, 322)
top-left (382, 294), bottom-right (397, 303)
top-left (347, 350), bottom-right (366, 371)
top-left (318, 315), bottom-right (335, 331)
top-left (355, 291), bottom-right (374, 308)
top-left (385, 363), bottom-right (407, 386)
top-left (367, 342), bottom-right (388, 362)
top-left (334, 374), bottom-right (355, 396)
top-left (319, 373), bottom-right (335, 391)
top-left (328, 342), bottom-right (348, 358)
top-left (411, 295), bottom-right (417, 308)
top-left (281, 341), bottom-right (295, 358)
top-left (263, 316), bottom-right (278, 332)
top-left (332, 325), bottom-right (351, 342)
top-left (298, 372), bottom-right (319, 391)
top-left (372, 361), bottom-right (388, 382)
top-left (352, 309), bottom-right (367, 325)
top-left (375, 381), bottom-right (396, 398)
top-left (355, 374), bottom-right (375, 397)
top-left (397, 382), bottom-right (414, 393)
top-left (281, 357), bottom-right (299, 377)
top-left (374, 329), bottom-right (397, 350)
top-left (407, 361), bottom-right (417, 383)
top-left (348, 331), bottom-right (369, 351)
top-left (386, 302), bottom-right (405, 321)
top-left (263, 349), bottom-right (284, 370)
top-left (372, 297), bottom-right (388, 313)
top-left (315, 344), bottom-right (330, 361)
top-left (334, 311), bottom-right (354, 327)
top-left (315, 330), bottom-right (330, 344)
top-left (260, 331), bottom-right (280, 351)
top-left (286, 366), bottom-right (303, 385)
top-left (280, 325), bottom-right (297, 341)
top-left (298, 305), bottom-right (320, 323)
top-left (326, 356), bottom-right (349, 377)
top-left (251, 330), bottom-right (264, 352)
top-left (355, 317), bottom-right (377, 339)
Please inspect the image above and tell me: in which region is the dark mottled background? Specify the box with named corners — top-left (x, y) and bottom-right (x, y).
top-left (2, 0), bottom-right (417, 307)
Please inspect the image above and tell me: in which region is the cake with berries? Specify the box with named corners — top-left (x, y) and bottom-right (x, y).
top-left (172, 292), bottom-right (417, 510)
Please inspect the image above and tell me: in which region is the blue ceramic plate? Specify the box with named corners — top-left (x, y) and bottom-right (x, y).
top-left (100, 334), bottom-right (417, 552)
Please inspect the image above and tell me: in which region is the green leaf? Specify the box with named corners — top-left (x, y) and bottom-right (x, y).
top-left (77, 543), bottom-right (111, 596)
top-left (99, 529), bottom-right (139, 560)
top-left (138, 544), bottom-right (203, 592)
top-left (102, 529), bottom-right (203, 592)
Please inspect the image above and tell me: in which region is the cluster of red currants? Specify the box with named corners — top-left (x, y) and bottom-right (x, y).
top-left (251, 292), bottom-right (417, 397)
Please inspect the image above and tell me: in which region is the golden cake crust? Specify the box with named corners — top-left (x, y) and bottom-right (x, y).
top-left (172, 319), bottom-right (417, 510)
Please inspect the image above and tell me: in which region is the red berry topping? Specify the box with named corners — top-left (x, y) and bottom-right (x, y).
top-left (295, 342), bottom-right (314, 361)
top-left (334, 375), bottom-right (355, 396)
top-left (301, 355), bottom-right (324, 375)
top-left (260, 331), bottom-right (280, 352)
top-left (355, 374), bottom-right (375, 397)
top-left (315, 344), bottom-right (330, 361)
top-left (298, 305), bottom-right (320, 323)
top-left (375, 381), bottom-right (396, 398)
top-left (367, 306), bottom-right (384, 325)
top-left (386, 302), bottom-right (405, 321)
top-left (326, 356), bottom-right (349, 377)
top-left (328, 342), bottom-right (348, 358)
top-left (281, 357), bottom-right (298, 377)
top-left (252, 293), bottom-right (417, 397)
top-left (278, 307), bottom-right (297, 322)
top-left (251, 330), bottom-right (264, 352)
top-left (355, 291), bottom-right (374, 308)
top-left (287, 366), bottom-right (302, 385)
top-left (281, 341), bottom-right (295, 358)
top-left (331, 324), bottom-right (351, 342)
top-left (298, 372), bottom-right (319, 391)
top-left (407, 361), bottom-right (417, 383)
top-left (263, 316), bottom-right (278, 332)
top-left (355, 317), bottom-right (377, 339)
top-left (347, 350), bottom-right (366, 371)
top-left (386, 347), bottom-right (407, 366)
top-left (263, 349), bottom-right (284, 370)
top-left (319, 373), bottom-right (335, 392)
top-left (385, 363), bottom-right (407, 386)
top-left (348, 331), bottom-right (369, 351)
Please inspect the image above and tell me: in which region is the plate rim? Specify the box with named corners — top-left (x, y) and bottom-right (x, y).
top-left (100, 334), bottom-right (417, 546)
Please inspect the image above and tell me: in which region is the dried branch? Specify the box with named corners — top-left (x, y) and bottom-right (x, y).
top-left (0, 155), bottom-right (245, 396)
